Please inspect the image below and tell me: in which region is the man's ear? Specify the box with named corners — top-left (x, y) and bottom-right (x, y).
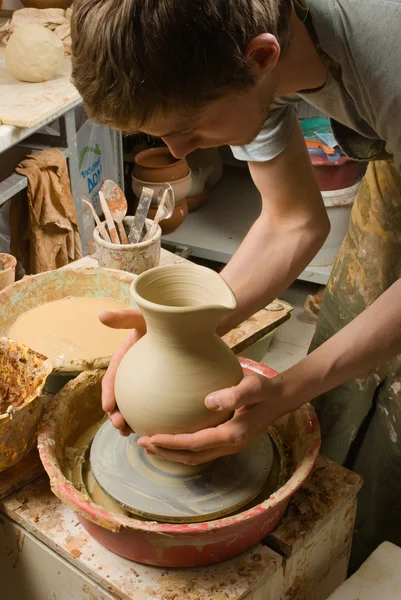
top-left (245, 33), bottom-right (281, 77)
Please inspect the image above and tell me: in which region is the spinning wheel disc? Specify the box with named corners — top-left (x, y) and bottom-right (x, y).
top-left (90, 420), bottom-right (275, 523)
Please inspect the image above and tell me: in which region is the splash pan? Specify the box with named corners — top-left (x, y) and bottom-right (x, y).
top-left (38, 358), bottom-right (321, 568)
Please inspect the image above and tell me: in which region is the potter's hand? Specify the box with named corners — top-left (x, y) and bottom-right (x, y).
top-left (100, 309), bottom-right (146, 437)
top-left (137, 374), bottom-right (291, 464)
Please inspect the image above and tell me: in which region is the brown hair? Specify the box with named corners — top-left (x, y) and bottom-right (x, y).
top-left (71, 0), bottom-right (292, 132)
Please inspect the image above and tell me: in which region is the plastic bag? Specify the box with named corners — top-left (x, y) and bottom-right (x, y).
top-left (76, 119), bottom-right (120, 251)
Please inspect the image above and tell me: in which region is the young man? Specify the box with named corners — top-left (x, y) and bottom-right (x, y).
top-left (71, 0), bottom-right (401, 568)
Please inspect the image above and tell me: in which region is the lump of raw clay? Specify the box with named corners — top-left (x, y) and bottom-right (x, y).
top-left (5, 24), bottom-right (64, 83)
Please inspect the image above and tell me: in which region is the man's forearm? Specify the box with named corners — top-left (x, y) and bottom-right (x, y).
top-left (274, 278), bottom-right (401, 411)
top-left (218, 212), bottom-right (328, 335)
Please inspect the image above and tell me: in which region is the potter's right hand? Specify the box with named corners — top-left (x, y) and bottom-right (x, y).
top-left (99, 309), bottom-right (146, 436)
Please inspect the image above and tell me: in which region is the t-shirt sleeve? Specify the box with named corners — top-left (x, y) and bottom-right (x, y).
top-left (230, 102), bottom-right (298, 163)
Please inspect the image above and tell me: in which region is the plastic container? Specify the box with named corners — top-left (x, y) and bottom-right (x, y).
top-left (310, 181), bottom-right (360, 267)
top-left (311, 154), bottom-right (363, 191)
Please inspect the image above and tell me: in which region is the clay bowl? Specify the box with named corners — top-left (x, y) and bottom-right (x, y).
top-left (0, 253), bottom-right (17, 291)
top-left (0, 267), bottom-right (136, 378)
top-left (134, 147), bottom-right (189, 183)
top-left (0, 337), bottom-right (52, 472)
top-left (147, 198), bottom-right (189, 234)
top-left (131, 171), bottom-right (192, 206)
top-left (37, 358), bottom-right (321, 568)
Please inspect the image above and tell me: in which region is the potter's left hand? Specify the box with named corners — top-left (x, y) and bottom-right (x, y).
top-left (137, 374), bottom-right (294, 465)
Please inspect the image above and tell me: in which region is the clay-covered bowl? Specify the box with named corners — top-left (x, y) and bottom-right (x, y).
top-left (0, 267), bottom-right (136, 374)
top-left (0, 337), bottom-right (52, 472)
top-left (131, 171), bottom-right (192, 205)
top-left (148, 198), bottom-right (189, 234)
top-left (37, 359), bottom-right (321, 568)
top-left (134, 147), bottom-right (189, 183)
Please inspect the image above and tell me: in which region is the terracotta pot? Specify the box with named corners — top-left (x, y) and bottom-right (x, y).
top-left (20, 0), bottom-right (71, 7)
top-left (186, 189), bottom-right (208, 212)
top-left (134, 147), bottom-right (189, 183)
top-left (0, 253), bottom-right (16, 292)
top-left (115, 263), bottom-right (243, 436)
top-left (132, 171), bottom-right (192, 206)
top-left (147, 197), bottom-right (188, 234)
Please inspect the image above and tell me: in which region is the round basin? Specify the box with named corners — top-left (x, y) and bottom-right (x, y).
top-left (37, 357), bottom-right (320, 568)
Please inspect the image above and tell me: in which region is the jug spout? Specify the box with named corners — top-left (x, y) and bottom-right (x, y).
top-left (130, 263), bottom-right (237, 337)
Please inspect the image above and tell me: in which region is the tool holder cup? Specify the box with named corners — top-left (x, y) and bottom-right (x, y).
top-left (93, 217), bottom-right (161, 275)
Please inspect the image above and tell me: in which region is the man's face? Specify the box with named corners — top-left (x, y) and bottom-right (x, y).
top-left (141, 82), bottom-right (273, 158)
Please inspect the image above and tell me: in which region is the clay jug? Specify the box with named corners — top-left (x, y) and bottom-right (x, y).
top-left (114, 263), bottom-right (243, 436)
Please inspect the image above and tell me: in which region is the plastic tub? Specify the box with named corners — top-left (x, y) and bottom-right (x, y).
top-left (310, 181), bottom-right (360, 267)
top-left (311, 154), bottom-right (363, 191)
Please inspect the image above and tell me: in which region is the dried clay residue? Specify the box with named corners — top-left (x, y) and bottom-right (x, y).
top-left (0, 339), bottom-right (51, 414)
top-left (273, 459), bottom-right (362, 546)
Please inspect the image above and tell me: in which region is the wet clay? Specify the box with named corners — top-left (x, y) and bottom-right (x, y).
top-left (8, 296), bottom-right (131, 364)
top-left (66, 419), bottom-right (129, 517)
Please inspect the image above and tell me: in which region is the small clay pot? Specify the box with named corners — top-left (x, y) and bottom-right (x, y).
top-left (186, 190), bottom-right (208, 212)
top-left (0, 253), bottom-right (17, 292)
top-left (148, 198), bottom-right (188, 235)
top-left (21, 0), bottom-right (71, 7)
top-left (134, 148), bottom-right (189, 183)
top-left (131, 171), bottom-right (192, 205)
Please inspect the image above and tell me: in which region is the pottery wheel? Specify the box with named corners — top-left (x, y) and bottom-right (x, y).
top-left (90, 420), bottom-right (275, 523)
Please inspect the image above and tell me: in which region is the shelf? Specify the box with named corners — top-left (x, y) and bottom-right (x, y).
top-left (163, 166), bottom-right (332, 285)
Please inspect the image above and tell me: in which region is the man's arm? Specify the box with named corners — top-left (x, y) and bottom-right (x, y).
top-left (274, 277), bottom-right (401, 407)
top-left (218, 121), bottom-right (330, 335)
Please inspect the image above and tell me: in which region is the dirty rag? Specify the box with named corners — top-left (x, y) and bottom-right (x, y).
top-left (10, 148), bottom-right (82, 275)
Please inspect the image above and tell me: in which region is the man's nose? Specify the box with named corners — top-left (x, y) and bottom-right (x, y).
top-left (162, 137), bottom-right (200, 159)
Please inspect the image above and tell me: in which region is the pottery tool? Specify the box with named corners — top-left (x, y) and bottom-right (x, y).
top-left (101, 180), bottom-right (129, 244)
top-left (99, 190), bottom-right (120, 245)
top-left (82, 199), bottom-right (111, 243)
top-left (90, 419), bottom-right (275, 523)
top-left (128, 187), bottom-right (154, 244)
top-left (145, 183), bottom-right (174, 240)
